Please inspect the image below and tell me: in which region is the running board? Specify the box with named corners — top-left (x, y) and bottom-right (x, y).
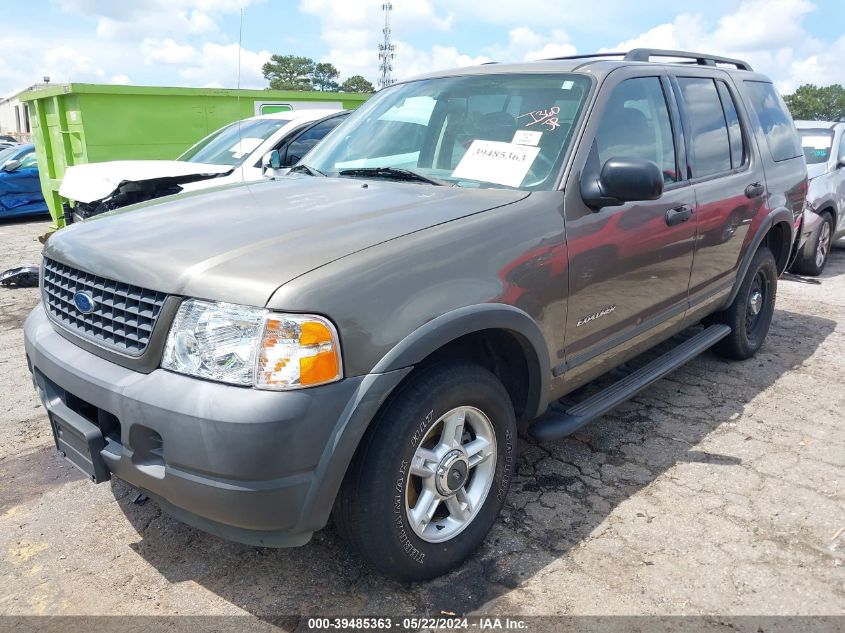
top-left (530, 325), bottom-right (731, 441)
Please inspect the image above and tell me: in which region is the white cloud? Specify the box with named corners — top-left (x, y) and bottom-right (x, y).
top-left (0, 0), bottom-right (271, 95)
top-left (392, 43), bottom-right (490, 79)
top-left (485, 27), bottom-right (576, 62)
top-left (178, 43), bottom-right (271, 88)
top-left (604, 0), bottom-right (838, 93)
top-left (143, 38), bottom-right (199, 65)
top-left (708, 0), bottom-right (814, 52)
top-left (58, 0), bottom-right (263, 40)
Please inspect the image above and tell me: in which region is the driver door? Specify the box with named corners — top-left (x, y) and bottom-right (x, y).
top-left (561, 72), bottom-right (696, 376)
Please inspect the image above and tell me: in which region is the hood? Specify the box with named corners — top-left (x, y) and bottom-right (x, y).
top-left (806, 163), bottom-right (828, 181)
top-left (59, 160), bottom-right (233, 203)
top-left (45, 177), bottom-right (529, 306)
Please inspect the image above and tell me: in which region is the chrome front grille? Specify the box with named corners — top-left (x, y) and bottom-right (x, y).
top-left (42, 258), bottom-right (167, 356)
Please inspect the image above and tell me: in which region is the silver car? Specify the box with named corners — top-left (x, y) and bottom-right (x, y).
top-left (792, 120), bottom-right (845, 275)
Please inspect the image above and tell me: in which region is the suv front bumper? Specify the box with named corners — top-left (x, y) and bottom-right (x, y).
top-left (24, 304), bottom-right (408, 547)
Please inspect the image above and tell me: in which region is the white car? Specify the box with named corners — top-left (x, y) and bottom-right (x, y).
top-left (791, 120), bottom-right (845, 275)
top-left (59, 109), bottom-right (349, 222)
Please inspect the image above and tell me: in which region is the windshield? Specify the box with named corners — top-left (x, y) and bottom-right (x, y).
top-left (799, 128), bottom-right (834, 165)
top-left (178, 118), bottom-right (292, 166)
top-left (305, 73), bottom-right (591, 190)
top-left (0, 146), bottom-right (18, 165)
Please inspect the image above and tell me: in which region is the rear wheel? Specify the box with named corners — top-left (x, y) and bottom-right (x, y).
top-left (333, 361), bottom-right (516, 581)
top-left (792, 211), bottom-right (833, 276)
top-left (709, 246), bottom-right (777, 360)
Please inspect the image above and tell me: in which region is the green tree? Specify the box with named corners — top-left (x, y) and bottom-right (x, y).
top-left (312, 62), bottom-right (340, 92)
top-left (340, 75), bottom-right (375, 93)
top-left (262, 54), bottom-right (315, 91)
top-left (783, 84), bottom-right (845, 121)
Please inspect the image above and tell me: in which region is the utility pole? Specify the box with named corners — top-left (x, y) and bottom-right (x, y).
top-left (378, 2), bottom-right (395, 89)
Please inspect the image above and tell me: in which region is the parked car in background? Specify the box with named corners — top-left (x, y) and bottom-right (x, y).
top-left (0, 135), bottom-right (19, 150)
top-left (791, 120), bottom-right (845, 275)
top-left (25, 49), bottom-right (804, 581)
top-left (0, 144), bottom-right (48, 219)
top-left (58, 109), bottom-right (349, 222)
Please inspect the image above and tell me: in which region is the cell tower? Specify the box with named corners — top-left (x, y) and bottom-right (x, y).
top-left (378, 2), bottom-right (395, 88)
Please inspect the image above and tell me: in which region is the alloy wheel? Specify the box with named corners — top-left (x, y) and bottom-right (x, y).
top-left (405, 406), bottom-right (497, 543)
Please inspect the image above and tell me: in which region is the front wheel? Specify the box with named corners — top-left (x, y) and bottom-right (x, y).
top-left (791, 211), bottom-right (833, 276)
top-left (709, 246), bottom-right (777, 360)
top-left (333, 361), bottom-right (517, 581)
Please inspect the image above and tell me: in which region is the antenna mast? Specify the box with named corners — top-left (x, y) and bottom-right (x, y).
top-left (378, 3), bottom-right (395, 88)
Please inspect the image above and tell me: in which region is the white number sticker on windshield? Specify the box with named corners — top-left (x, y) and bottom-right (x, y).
top-left (801, 135), bottom-right (833, 149)
top-left (512, 130), bottom-right (542, 146)
top-left (228, 137), bottom-right (264, 159)
top-left (452, 140), bottom-right (540, 187)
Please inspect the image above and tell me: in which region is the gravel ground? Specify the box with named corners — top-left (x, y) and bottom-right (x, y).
top-left (1, 217), bottom-right (843, 621)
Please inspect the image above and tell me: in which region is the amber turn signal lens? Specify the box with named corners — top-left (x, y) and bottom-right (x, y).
top-left (300, 349), bottom-right (340, 386)
top-left (256, 314), bottom-right (342, 390)
top-left (299, 320), bottom-right (334, 346)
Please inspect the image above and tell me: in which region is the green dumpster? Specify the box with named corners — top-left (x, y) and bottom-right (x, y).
top-left (20, 84), bottom-right (371, 227)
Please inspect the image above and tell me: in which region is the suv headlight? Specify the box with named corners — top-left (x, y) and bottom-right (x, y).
top-left (161, 299), bottom-right (342, 389)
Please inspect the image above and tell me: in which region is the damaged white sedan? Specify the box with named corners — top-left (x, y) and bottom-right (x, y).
top-left (59, 108), bottom-right (349, 222)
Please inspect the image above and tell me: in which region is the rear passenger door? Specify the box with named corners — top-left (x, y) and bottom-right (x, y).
top-left (671, 72), bottom-right (766, 306)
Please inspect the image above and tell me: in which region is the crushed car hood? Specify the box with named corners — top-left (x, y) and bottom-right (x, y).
top-left (45, 177), bottom-right (529, 306)
top-left (59, 160), bottom-right (233, 203)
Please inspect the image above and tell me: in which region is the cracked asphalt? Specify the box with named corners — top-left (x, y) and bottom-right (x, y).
top-left (1, 217), bottom-right (843, 620)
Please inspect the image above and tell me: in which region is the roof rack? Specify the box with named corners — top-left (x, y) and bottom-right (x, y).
top-left (545, 49), bottom-right (753, 71)
top-left (624, 49), bottom-right (753, 70)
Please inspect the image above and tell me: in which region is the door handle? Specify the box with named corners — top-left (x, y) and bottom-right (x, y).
top-left (744, 182), bottom-right (765, 198)
top-left (665, 204), bottom-right (693, 226)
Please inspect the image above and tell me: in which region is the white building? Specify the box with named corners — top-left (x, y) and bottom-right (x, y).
top-left (0, 84), bottom-right (48, 142)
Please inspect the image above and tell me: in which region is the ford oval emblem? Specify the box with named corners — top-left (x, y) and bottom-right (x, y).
top-left (73, 291), bottom-right (96, 314)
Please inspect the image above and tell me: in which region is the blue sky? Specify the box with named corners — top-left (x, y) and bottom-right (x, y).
top-left (2, 0), bottom-right (844, 97)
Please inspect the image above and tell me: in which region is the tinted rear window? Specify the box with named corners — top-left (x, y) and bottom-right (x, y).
top-left (744, 81), bottom-right (802, 162)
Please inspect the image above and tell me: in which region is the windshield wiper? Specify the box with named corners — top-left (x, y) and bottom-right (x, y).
top-left (289, 163), bottom-right (327, 177)
top-left (337, 167), bottom-right (448, 186)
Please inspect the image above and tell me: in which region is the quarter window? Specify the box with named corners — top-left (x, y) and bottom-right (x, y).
top-left (677, 77), bottom-right (731, 178)
top-left (595, 77), bottom-right (678, 184)
top-left (743, 81), bottom-right (802, 162)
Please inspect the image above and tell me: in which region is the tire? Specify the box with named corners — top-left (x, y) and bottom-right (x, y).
top-left (709, 246), bottom-right (777, 360)
top-left (791, 211), bottom-right (833, 276)
top-left (333, 361), bottom-right (517, 581)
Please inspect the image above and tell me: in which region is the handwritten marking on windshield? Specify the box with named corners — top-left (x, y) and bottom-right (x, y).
top-left (518, 106), bottom-right (561, 131)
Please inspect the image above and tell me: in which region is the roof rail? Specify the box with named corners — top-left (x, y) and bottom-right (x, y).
top-left (624, 48), bottom-right (753, 71)
top-left (544, 49), bottom-right (753, 71)
top-left (544, 52), bottom-right (628, 62)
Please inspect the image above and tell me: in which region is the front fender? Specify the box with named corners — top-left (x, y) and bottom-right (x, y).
top-left (372, 303), bottom-right (551, 419)
top-left (296, 303), bottom-right (551, 533)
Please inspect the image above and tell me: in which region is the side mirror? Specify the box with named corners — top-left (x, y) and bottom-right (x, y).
top-left (2, 159), bottom-right (22, 173)
top-left (262, 149), bottom-right (282, 173)
top-left (837, 157), bottom-right (845, 169)
top-left (581, 157), bottom-right (664, 210)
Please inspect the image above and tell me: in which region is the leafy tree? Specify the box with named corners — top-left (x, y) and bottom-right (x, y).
top-left (262, 54), bottom-right (315, 91)
top-left (312, 62), bottom-right (340, 92)
top-left (340, 75), bottom-right (375, 93)
top-left (783, 84), bottom-right (845, 121)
